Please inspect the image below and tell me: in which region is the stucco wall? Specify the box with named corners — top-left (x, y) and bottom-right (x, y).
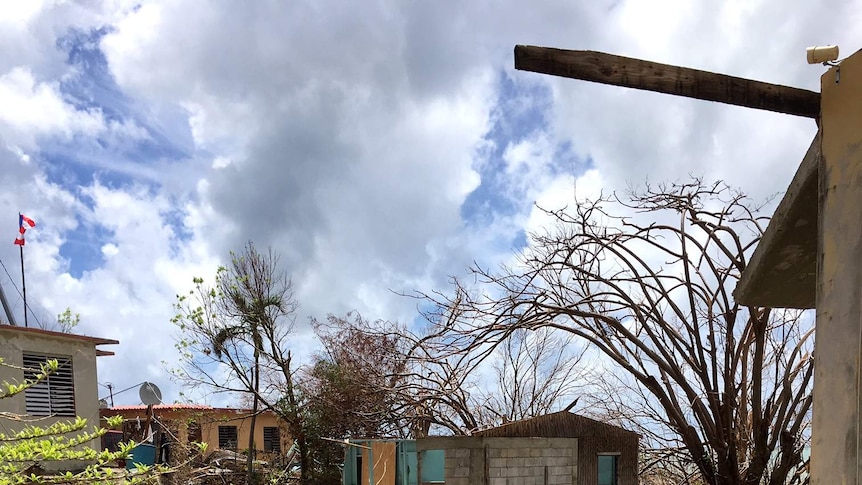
top-left (811, 47), bottom-right (862, 485)
top-left (0, 330), bottom-right (101, 452)
top-left (103, 407), bottom-right (289, 454)
top-left (200, 409), bottom-right (285, 452)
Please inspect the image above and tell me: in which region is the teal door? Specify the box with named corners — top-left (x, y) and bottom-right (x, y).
top-left (398, 441), bottom-right (418, 485)
top-left (420, 449), bottom-right (445, 483)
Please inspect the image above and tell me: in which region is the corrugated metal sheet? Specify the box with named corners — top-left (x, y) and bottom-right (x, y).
top-left (472, 410), bottom-right (639, 439)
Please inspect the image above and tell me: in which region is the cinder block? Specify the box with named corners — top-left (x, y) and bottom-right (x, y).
top-left (451, 448), bottom-right (470, 458)
top-left (452, 466), bottom-right (470, 477)
top-left (520, 467), bottom-right (538, 482)
top-left (548, 474), bottom-right (572, 485)
top-left (504, 467), bottom-right (522, 477)
top-left (528, 475), bottom-right (546, 485)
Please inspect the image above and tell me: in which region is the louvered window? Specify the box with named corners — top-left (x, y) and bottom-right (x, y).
top-left (22, 353), bottom-right (76, 417)
top-left (263, 426), bottom-right (280, 453)
top-left (218, 425), bottom-right (238, 450)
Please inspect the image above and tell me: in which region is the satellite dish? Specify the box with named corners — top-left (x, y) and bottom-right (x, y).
top-left (99, 399), bottom-right (109, 409)
top-left (139, 382), bottom-right (163, 405)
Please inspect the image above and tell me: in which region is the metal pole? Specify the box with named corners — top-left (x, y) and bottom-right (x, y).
top-left (0, 281), bottom-right (17, 326)
top-left (20, 244), bottom-right (27, 328)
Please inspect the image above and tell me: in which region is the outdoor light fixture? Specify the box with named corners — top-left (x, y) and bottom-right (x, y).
top-left (807, 45), bottom-right (840, 64)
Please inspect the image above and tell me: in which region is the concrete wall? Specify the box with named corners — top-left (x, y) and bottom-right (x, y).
top-left (418, 436), bottom-right (578, 485)
top-left (0, 331), bottom-right (101, 452)
top-left (811, 47), bottom-right (862, 485)
top-left (103, 407), bottom-right (289, 455)
top-left (200, 409), bottom-right (285, 452)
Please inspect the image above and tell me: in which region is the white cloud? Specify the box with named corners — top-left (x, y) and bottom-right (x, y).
top-left (0, 67), bottom-right (104, 147)
top-left (0, 0), bottom-right (45, 26)
top-left (24, 181), bottom-right (222, 400)
top-left (0, 0), bottom-right (859, 407)
top-left (100, 243), bottom-right (119, 257)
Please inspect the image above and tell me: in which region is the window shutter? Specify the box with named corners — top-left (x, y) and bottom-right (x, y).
top-left (218, 426), bottom-right (238, 450)
top-left (23, 353), bottom-right (76, 417)
top-left (263, 426), bottom-right (281, 453)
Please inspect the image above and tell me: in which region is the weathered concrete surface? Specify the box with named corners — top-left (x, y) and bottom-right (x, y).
top-left (733, 132), bottom-right (820, 308)
top-left (811, 50), bottom-right (862, 485)
top-left (0, 326), bottom-right (117, 454)
top-left (418, 436), bottom-right (579, 485)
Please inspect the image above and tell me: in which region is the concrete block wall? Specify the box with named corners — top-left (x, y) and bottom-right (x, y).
top-left (485, 440), bottom-right (575, 485)
top-left (442, 447), bottom-right (473, 485)
top-left (422, 436), bottom-right (578, 485)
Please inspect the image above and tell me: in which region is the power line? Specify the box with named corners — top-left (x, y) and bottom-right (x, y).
top-left (0, 256), bottom-right (43, 328)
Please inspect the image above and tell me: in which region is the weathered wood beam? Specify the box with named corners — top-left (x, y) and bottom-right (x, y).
top-left (514, 45), bottom-right (821, 118)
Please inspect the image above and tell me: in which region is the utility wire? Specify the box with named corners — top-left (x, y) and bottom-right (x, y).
top-left (99, 381), bottom-right (147, 402)
top-left (0, 256), bottom-right (43, 328)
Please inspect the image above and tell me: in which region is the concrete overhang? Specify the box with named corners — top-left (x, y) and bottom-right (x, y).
top-left (0, 324), bottom-right (120, 354)
top-left (733, 132), bottom-right (820, 309)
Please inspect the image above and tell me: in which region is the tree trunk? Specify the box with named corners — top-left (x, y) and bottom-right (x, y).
top-left (247, 348), bottom-right (260, 483)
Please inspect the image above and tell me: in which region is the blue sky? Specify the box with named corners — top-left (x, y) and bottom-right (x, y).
top-left (0, 0), bottom-right (857, 405)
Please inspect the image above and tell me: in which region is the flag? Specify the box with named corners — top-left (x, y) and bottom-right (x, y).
top-left (14, 213), bottom-right (35, 246)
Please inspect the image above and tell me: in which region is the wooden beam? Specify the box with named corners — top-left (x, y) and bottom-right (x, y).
top-left (514, 45), bottom-right (821, 118)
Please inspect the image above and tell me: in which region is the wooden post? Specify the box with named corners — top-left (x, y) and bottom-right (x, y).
top-left (513, 45), bottom-right (821, 118)
top-left (812, 51), bottom-right (862, 483)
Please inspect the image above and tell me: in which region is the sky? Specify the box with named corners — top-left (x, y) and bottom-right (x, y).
top-left (0, 0), bottom-right (858, 406)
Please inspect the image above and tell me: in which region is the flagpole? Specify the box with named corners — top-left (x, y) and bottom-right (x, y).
top-left (19, 244), bottom-right (27, 328)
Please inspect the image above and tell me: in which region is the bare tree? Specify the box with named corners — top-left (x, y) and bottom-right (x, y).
top-left (170, 242), bottom-right (310, 481)
top-left (399, 336), bottom-right (491, 436)
top-left (314, 310), bottom-right (588, 437)
top-left (421, 181), bottom-right (813, 485)
top-left (303, 313), bottom-right (487, 437)
top-left (481, 326), bottom-right (587, 424)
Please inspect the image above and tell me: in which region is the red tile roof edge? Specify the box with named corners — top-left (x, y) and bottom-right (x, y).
top-left (109, 404), bottom-right (213, 411)
top-left (106, 404), bottom-right (278, 414)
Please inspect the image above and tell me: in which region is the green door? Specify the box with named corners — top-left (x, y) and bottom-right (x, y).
top-left (598, 454), bottom-right (618, 485)
top-left (398, 441), bottom-right (418, 485)
top-left (420, 449), bottom-right (445, 483)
